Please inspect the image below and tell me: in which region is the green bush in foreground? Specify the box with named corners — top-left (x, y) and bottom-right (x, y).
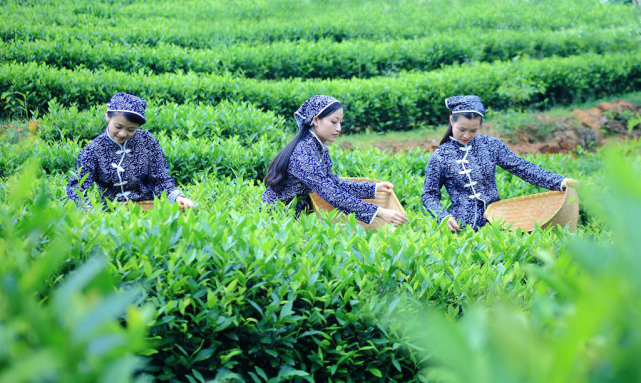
top-left (1, 141), bottom-right (638, 381)
top-left (0, 158), bottom-right (593, 382)
top-left (396, 152), bottom-right (641, 382)
top-left (0, 161), bottom-right (154, 382)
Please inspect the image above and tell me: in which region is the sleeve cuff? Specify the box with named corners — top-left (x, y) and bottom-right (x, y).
top-left (368, 207), bottom-right (380, 225)
top-left (168, 190), bottom-right (185, 203)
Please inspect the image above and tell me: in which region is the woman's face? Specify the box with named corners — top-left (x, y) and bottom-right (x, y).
top-left (312, 107), bottom-right (343, 143)
top-left (106, 112), bottom-right (139, 143)
top-left (450, 114), bottom-right (481, 145)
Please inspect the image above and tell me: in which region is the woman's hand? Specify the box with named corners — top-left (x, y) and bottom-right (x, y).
top-left (377, 208), bottom-right (408, 226)
top-left (446, 216), bottom-right (460, 233)
top-left (176, 196), bottom-right (194, 209)
top-left (561, 178), bottom-right (579, 191)
top-left (376, 181), bottom-right (394, 193)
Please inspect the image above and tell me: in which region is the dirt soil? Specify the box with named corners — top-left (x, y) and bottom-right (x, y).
top-left (338, 100), bottom-right (641, 155)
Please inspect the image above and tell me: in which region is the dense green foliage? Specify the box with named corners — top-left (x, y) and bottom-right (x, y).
top-left (3, 27), bottom-right (637, 79)
top-left (398, 153), bottom-right (641, 382)
top-left (2, 51), bottom-right (640, 130)
top-left (2, 0), bottom-right (640, 381)
top-left (2, 141), bottom-right (638, 381)
top-left (0, 162), bottom-right (154, 383)
top-left (0, 159), bottom-right (608, 382)
top-left (2, 0), bottom-right (635, 47)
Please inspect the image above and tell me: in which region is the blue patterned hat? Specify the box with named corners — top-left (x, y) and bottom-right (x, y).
top-left (445, 95), bottom-right (486, 117)
top-left (294, 95), bottom-right (341, 130)
top-left (107, 92), bottom-right (147, 123)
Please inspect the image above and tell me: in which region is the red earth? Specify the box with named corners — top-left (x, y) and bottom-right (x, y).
top-left (338, 100), bottom-right (641, 155)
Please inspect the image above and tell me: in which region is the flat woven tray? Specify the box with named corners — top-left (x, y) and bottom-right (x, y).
top-left (484, 186), bottom-right (579, 232)
top-left (310, 177), bottom-right (406, 230)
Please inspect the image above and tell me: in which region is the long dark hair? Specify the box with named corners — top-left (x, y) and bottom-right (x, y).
top-left (107, 111), bottom-right (146, 126)
top-left (439, 112), bottom-right (483, 145)
top-left (264, 102), bottom-right (342, 192)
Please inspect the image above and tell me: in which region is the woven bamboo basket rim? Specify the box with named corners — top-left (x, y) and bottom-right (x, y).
top-left (120, 200), bottom-right (154, 205)
top-left (120, 200), bottom-right (155, 210)
top-left (309, 177), bottom-right (406, 215)
top-left (484, 186), bottom-right (578, 231)
top-left (485, 190), bottom-right (565, 208)
top-left (120, 200), bottom-right (188, 212)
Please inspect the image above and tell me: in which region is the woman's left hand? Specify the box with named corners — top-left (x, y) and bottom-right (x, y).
top-left (176, 196), bottom-right (194, 208)
top-left (561, 178), bottom-right (579, 191)
top-left (376, 181), bottom-right (394, 193)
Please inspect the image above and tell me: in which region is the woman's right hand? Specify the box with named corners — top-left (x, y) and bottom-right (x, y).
top-left (176, 196), bottom-right (194, 209)
top-left (377, 208), bottom-right (408, 226)
top-left (561, 178), bottom-right (579, 191)
top-left (446, 216), bottom-right (460, 233)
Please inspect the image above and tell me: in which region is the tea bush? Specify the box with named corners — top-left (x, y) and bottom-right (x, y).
top-left (397, 152), bottom-right (641, 382)
top-left (2, 51), bottom-right (640, 130)
top-left (0, 162), bottom-right (155, 382)
top-left (2, 0), bottom-right (634, 48)
top-left (0, 163), bottom-right (596, 382)
top-left (36, 100), bottom-right (288, 143)
top-left (3, 27), bottom-right (637, 80)
top-left (2, 0), bottom-right (639, 380)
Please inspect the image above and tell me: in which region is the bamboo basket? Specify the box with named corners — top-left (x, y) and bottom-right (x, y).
top-left (309, 177), bottom-right (406, 230)
top-left (484, 186), bottom-right (579, 232)
top-left (120, 200), bottom-right (155, 211)
top-left (119, 200), bottom-right (187, 211)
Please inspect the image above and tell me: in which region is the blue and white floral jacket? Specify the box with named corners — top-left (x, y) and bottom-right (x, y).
top-left (66, 128), bottom-right (184, 207)
top-left (422, 135), bottom-right (565, 229)
top-left (262, 132), bottom-right (379, 223)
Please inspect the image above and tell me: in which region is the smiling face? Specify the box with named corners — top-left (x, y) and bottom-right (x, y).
top-left (312, 107), bottom-right (343, 144)
top-left (450, 114), bottom-right (482, 145)
top-left (106, 112), bottom-right (140, 143)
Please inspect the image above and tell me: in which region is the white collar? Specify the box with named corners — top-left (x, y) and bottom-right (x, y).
top-left (449, 136), bottom-right (473, 147)
top-left (106, 127), bottom-right (131, 147)
top-left (310, 130), bottom-right (326, 147)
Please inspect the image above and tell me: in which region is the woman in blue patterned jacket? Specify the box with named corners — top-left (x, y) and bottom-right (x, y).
top-left (262, 95), bottom-right (408, 226)
top-left (422, 95), bottom-right (576, 232)
top-left (66, 92), bottom-right (194, 209)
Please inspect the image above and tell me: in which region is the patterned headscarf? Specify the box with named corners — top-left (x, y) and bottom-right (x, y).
top-left (107, 92), bottom-right (147, 123)
top-left (294, 95), bottom-right (341, 130)
top-left (445, 95), bottom-right (486, 117)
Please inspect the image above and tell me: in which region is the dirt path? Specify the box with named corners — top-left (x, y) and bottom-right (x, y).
top-left (338, 100), bottom-right (641, 155)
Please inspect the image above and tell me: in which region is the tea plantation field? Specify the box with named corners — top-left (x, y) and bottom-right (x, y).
top-left (1, 0), bottom-right (641, 382)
